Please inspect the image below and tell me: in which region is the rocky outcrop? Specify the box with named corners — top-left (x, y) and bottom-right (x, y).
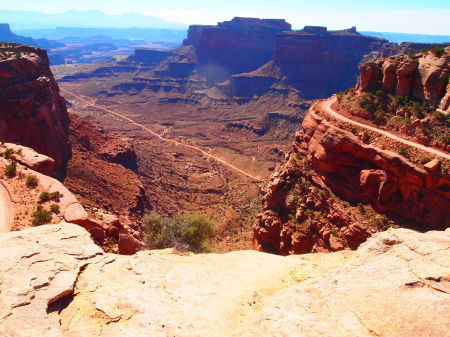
top-left (0, 44), bottom-right (71, 177)
top-left (0, 142), bottom-right (144, 252)
top-left (1, 143), bottom-right (55, 175)
top-left (254, 107), bottom-right (450, 254)
top-left (357, 49), bottom-right (450, 111)
top-left (0, 223), bottom-right (448, 336)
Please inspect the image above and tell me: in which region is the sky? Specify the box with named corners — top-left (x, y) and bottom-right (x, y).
top-left (2, 0), bottom-right (450, 34)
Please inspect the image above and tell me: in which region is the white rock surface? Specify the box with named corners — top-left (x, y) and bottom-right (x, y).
top-left (0, 224), bottom-right (448, 337)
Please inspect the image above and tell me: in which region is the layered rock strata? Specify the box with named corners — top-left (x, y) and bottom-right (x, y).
top-left (0, 223), bottom-right (448, 336)
top-left (0, 44), bottom-right (71, 176)
top-left (254, 106), bottom-right (450, 254)
top-left (215, 26), bottom-right (395, 100)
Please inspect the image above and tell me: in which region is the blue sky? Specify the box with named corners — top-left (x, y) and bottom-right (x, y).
top-left (3, 0), bottom-right (450, 34)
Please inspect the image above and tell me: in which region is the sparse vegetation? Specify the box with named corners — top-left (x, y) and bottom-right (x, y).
top-left (142, 212), bottom-right (216, 252)
top-left (339, 86), bottom-right (449, 149)
top-left (31, 206), bottom-right (53, 226)
top-left (4, 164), bottom-right (17, 178)
top-left (25, 175), bottom-right (39, 189)
top-left (50, 204), bottom-right (60, 214)
top-left (3, 148), bottom-right (16, 160)
top-left (398, 147), bottom-right (409, 156)
top-left (39, 191), bottom-right (63, 203)
top-left (371, 214), bottom-right (390, 231)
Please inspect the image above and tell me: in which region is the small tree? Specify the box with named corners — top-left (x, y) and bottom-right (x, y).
top-left (31, 206), bottom-right (53, 226)
top-left (4, 164), bottom-right (16, 178)
top-left (142, 212), bottom-right (216, 252)
top-left (39, 191), bottom-right (63, 203)
top-left (50, 204), bottom-right (60, 214)
top-left (25, 175), bottom-right (39, 189)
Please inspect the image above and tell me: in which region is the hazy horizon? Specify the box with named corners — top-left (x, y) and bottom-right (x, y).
top-left (1, 0), bottom-right (450, 35)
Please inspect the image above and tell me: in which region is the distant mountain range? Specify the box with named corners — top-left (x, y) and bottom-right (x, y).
top-left (360, 31), bottom-right (450, 44)
top-left (1, 9), bottom-right (449, 44)
top-left (13, 27), bottom-right (186, 43)
top-left (0, 9), bottom-right (188, 30)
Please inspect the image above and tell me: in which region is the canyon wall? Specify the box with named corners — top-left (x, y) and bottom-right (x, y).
top-left (357, 49), bottom-right (450, 111)
top-left (0, 44), bottom-right (71, 176)
top-left (272, 29), bottom-right (390, 98)
top-left (216, 26), bottom-right (397, 100)
top-left (254, 107), bottom-right (450, 255)
top-left (181, 17), bottom-right (292, 84)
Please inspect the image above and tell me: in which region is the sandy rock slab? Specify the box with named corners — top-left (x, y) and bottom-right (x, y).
top-left (0, 223), bottom-right (106, 337)
top-left (0, 224), bottom-right (448, 337)
top-left (238, 228), bottom-right (450, 337)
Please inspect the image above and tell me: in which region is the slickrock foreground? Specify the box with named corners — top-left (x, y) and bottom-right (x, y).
top-left (0, 223), bottom-right (448, 336)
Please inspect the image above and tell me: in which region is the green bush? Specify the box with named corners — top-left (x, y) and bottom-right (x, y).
top-left (39, 191), bottom-right (63, 203)
top-left (3, 148), bottom-right (16, 160)
top-left (430, 46), bottom-right (445, 57)
top-left (25, 175), bottom-right (38, 189)
top-left (31, 206), bottom-right (52, 226)
top-left (142, 212), bottom-right (216, 252)
top-left (50, 204), bottom-right (60, 214)
top-left (4, 164), bottom-right (16, 178)
top-left (398, 147), bottom-right (409, 156)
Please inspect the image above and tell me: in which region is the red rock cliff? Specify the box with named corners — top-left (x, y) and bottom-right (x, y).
top-left (271, 28), bottom-right (392, 98)
top-left (0, 44), bottom-right (71, 176)
top-left (254, 106), bottom-right (450, 255)
top-left (357, 48), bottom-right (450, 111)
top-left (183, 17), bottom-right (291, 84)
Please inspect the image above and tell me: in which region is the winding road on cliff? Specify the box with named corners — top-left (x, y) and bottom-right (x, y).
top-left (319, 97), bottom-right (450, 160)
top-left (0, 181), bottom-right (12, 233)
top-left (61, 89), bottom-right (263, 182)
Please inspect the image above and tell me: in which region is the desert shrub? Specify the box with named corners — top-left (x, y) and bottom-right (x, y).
top-left (142, 212), bottom-right (215, 252)
top-left (430, 46), bottom-right (445, 57)
top-left (419, 156), bottom-right (432, 165)
top-left (50, 204), bottom-right (60, 214)
top-left (408, 50), bottom-right (418, 58)
top-left (440, 131), bottom-right (450, 145)
top-left (398, 147), bottom-right (409, 156)
top-left (4, 164), bottom-right (16, 178)
top-left (39, 191), bottom-right (63, 203)
top-left (3, 148), bottom-right (15, 160)
top-left (25, 175), bottom-right (38, 188)
top-left (31, 206), bottom-right (52, 226)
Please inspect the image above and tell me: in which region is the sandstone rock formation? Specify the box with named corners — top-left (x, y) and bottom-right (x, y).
top-left (0, 223), bottom-right (448, 336)
top-left (254, 106), bottom-right (450, 254)
top-left (0, 44), bottom-right (71, 176)
top-left (191, 17), bottom-right (291, 84)
top-left (357, 49), bottom-right (450, 112)
top-left (119, 19), bottom-right (397, 101)
top-left (213, 26), bottom-right (400, 100)
top-left (1, 143), bottom-right (55, 175)
top-left (269, 28), bottom-right (391, 98)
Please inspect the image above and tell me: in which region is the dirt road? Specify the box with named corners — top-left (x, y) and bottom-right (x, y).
top-left (61, 89), bottom-right (262, 182)
top-left (318, 97), bottom-right (450, 160)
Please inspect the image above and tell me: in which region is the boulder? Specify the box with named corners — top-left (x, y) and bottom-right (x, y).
top-left (424, 159), bottom-right (441, 173)
top-left (118, 233), bottom-right (143, 255)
